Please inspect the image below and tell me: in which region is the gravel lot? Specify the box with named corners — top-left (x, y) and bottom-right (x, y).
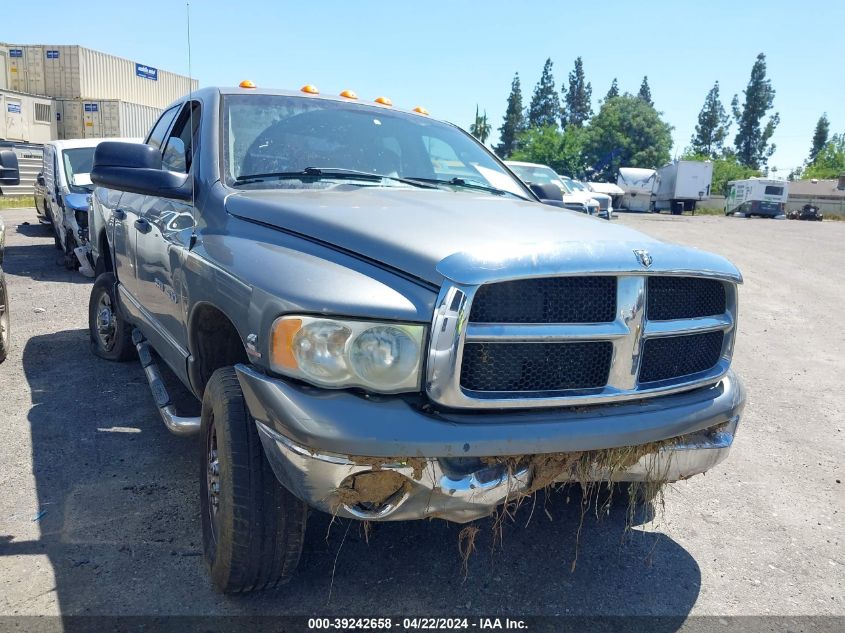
top-left (0, 207), bottom-right (842, 619)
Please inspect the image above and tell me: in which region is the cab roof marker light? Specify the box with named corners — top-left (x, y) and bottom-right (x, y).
top-left (340, 89), bottom-right (358, 99)
top-left (301, 84), bottom-right (320, 94)
top-left (374, 96), bottom-right (393, 106)
top-left (413, 106), bottom-right (429, 115)
top-left (239, 80), bottom-right (257, 89)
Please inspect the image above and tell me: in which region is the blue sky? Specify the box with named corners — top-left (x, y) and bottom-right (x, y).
top-left (3, 0), bottom-right (843, 174)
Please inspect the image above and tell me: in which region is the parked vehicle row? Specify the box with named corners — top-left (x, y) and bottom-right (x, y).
top-left (77, 83), bottom-right (745, 594)
top-left (505, 161), bottom-right (612, 219)
top-left (34, 138), bottom-right (141, 275)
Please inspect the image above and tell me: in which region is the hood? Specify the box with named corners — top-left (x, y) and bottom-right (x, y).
top-left (224, 187), bottom-right (724, 285)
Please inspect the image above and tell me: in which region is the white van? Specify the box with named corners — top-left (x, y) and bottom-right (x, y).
top-left (40, 138), bottom-right (140, 274)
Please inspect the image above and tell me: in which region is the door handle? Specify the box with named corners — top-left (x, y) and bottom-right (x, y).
top-left (113, 209), bottom-right (126, 220)
top-left (134, 218), bottom-right (152, 234)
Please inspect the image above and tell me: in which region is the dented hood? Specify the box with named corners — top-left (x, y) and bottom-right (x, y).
top-left (224, 187), bottom-right (702, 285)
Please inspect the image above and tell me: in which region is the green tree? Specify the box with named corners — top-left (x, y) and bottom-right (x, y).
top-left (690, 81), bottom-right (730, 159)
top-left (528, 58), bottom-right (560, 128)
top-left (637, 76), bottom-right (653, 106)
top-left (469, 105), bottom-right (491, 144)
top-left (681, 149), bottom-right (760, 195)
top-left (803, 134), bottom-right (845, 179)
top-left (808, 113), bottom-right (830, 163)
top-left (732, 53), bottom-right (780, 169)
top-left (604, 78), bottom-right (619, 101)
top-left (561, 56), bottom-right (592, 128)
top-left (583, 95), bottom-right (673, 181)
top-left (495, 73), bottom-right (526, 158)
top-left (510, 125), bottom-right (588, 177)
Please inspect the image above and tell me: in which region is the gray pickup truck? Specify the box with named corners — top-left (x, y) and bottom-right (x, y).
top-left (88, 86), bottom-right (745, 593)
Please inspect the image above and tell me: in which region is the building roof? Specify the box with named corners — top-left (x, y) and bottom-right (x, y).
top-left (788, 178), bottom-right (845, 199)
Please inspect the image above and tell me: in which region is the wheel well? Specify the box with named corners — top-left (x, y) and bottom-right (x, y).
top-left (189, 304), bottom-right (248, 396)
top-left (98, 230), bottom-right (113, 272)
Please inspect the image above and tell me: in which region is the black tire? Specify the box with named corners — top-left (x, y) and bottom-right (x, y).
top-left (51, 218), bottom-right (63, 250)
top-left (200, 367), bottom-right (308, 593)
top-left (0, 274), bottom-right (10, 363)
top-left (64, 230), bottom-right (80, 270)
top-left (88, 272), bottom-right (135, 361)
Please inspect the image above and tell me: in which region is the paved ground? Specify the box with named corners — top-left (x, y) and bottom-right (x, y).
top-left (0, 208), bottom-right (842, 619)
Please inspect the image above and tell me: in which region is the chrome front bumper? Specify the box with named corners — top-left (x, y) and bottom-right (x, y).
top-left (255, 415), bottom-right (740, 524)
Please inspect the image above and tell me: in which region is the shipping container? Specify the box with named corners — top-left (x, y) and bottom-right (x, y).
top-left (0, 44), bottom-right (8, 90)
top-left (55, 98), bottom-right (161, 140)
top-left (2, 43), bottom-right (196, 108)
top-left (0, 89), bottom-right (56, 143)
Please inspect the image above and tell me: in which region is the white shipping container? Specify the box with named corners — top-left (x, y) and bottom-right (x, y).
top-left (56, 98), bottom-right (161, 140)
top-left (0, 44), bottom-right (8, 91)
top-left (0, 88), bottom-right (56, 143)
top-left (5, 44), bottom-right (197, 108)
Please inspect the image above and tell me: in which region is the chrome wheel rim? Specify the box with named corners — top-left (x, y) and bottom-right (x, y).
top-left (95, 292), bottom-right (116, 351)
top-left (206, 420), bottom-right (220, 540)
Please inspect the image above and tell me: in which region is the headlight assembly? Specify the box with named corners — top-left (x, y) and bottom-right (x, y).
top-left (269, 316), bottom-right (425, 393)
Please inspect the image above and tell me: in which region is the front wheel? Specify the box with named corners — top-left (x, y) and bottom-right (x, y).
top-left (200, 367), bottom-right (308, 593)
top-left (0, 274), bottom-right (10, 363)
top-left (88, 272), bottom-right (135, 361)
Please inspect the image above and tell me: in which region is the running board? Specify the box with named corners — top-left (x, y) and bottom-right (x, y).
top-left (132, 329), bottom-right (201, 436)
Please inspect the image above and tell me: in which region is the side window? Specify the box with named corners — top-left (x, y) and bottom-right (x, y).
top-left (162, 102), bottom-right (201, 173)
top-left (146, 106), bottom-right (180, 150)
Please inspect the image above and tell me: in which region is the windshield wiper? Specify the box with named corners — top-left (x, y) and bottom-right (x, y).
top-left (404, 176), bottom-right (528, 200)
top-left (234, 167), bottom-right (436, 189)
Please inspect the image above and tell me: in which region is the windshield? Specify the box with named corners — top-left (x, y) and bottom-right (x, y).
top-left (223, 94), bottom-right (529, 198)
top-left (565, 177), bottom-right (587, 192)
top-left (62, 147), bottom-right (96, 194)
top-left (506, 163), bottom-right (568, 191)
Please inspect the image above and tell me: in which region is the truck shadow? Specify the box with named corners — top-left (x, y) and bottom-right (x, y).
top-left (1, 243), bottom-right (89, 284)
top-left (7, 328), bottom-right (700, 625)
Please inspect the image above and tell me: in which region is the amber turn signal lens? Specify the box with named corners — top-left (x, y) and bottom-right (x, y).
top-left (239, 80), bottom-right (257, 89)
top-left (413, 106), bottom-right (429, 115)
top-left (270, 318), bottom-right (302, 370)
top-left (374, 96), bottom-right (393, 106)
top-left (301, 84), bottom-right (320, 94)
top-left (340, 89), bottom-right (358, 99)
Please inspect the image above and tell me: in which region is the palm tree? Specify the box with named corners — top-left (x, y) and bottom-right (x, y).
top-left (469, 105), bottom-right (491, 144)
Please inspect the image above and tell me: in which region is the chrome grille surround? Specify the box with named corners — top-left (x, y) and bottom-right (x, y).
top-left (426, 242), bottom-right (741, 410)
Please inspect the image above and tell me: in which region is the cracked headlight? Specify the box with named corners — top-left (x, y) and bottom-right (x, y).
top-left (269, 316), bottom-right (425, 393)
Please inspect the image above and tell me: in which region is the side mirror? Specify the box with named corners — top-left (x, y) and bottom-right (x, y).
top-left (91, 142), bottom-right (192, 200)
top-left (0, 150), bottom-right (20, 186)
top-left (529, 182), bottom-right (563, 202)
top-left (36, 172), bottom-right (46, 187)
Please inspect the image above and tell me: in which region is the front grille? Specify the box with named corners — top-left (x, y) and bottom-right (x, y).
top-left (639, 331), bottom-right (724, 383)
top-left (460, 341), bottom-right (612, 392)
top-left (647, 277), bottom-right (726, 320)
top-left (469, 277), bottom-right (616, 324)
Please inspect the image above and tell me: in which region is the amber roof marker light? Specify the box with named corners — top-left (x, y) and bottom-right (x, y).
top-left (339, 89), bottom-right (358, 99)
top-left (374, 96), bottom-right (393, 106)
top-left (239, 80), bottom-right (257, 89)
top-left (301, 84), bottom-right (320, 94)
top-left (413, 106), bottom-right (429, 115)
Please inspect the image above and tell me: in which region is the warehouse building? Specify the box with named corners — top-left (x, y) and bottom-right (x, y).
top-left (0, 42), bottom-right (197, 143)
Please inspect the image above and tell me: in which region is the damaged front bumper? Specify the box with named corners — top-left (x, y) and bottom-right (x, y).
top-left (236, 364), bottom-right (745, 523)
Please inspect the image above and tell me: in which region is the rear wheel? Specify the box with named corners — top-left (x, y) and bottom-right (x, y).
top-left (0, 274), bottom-right (10, 363)
top-left (200, 367), bottom-right (308, 593)
top-left (51, 217), bottom-right (63, 250)
top-left (88, 272), bottom-right (135, 361)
